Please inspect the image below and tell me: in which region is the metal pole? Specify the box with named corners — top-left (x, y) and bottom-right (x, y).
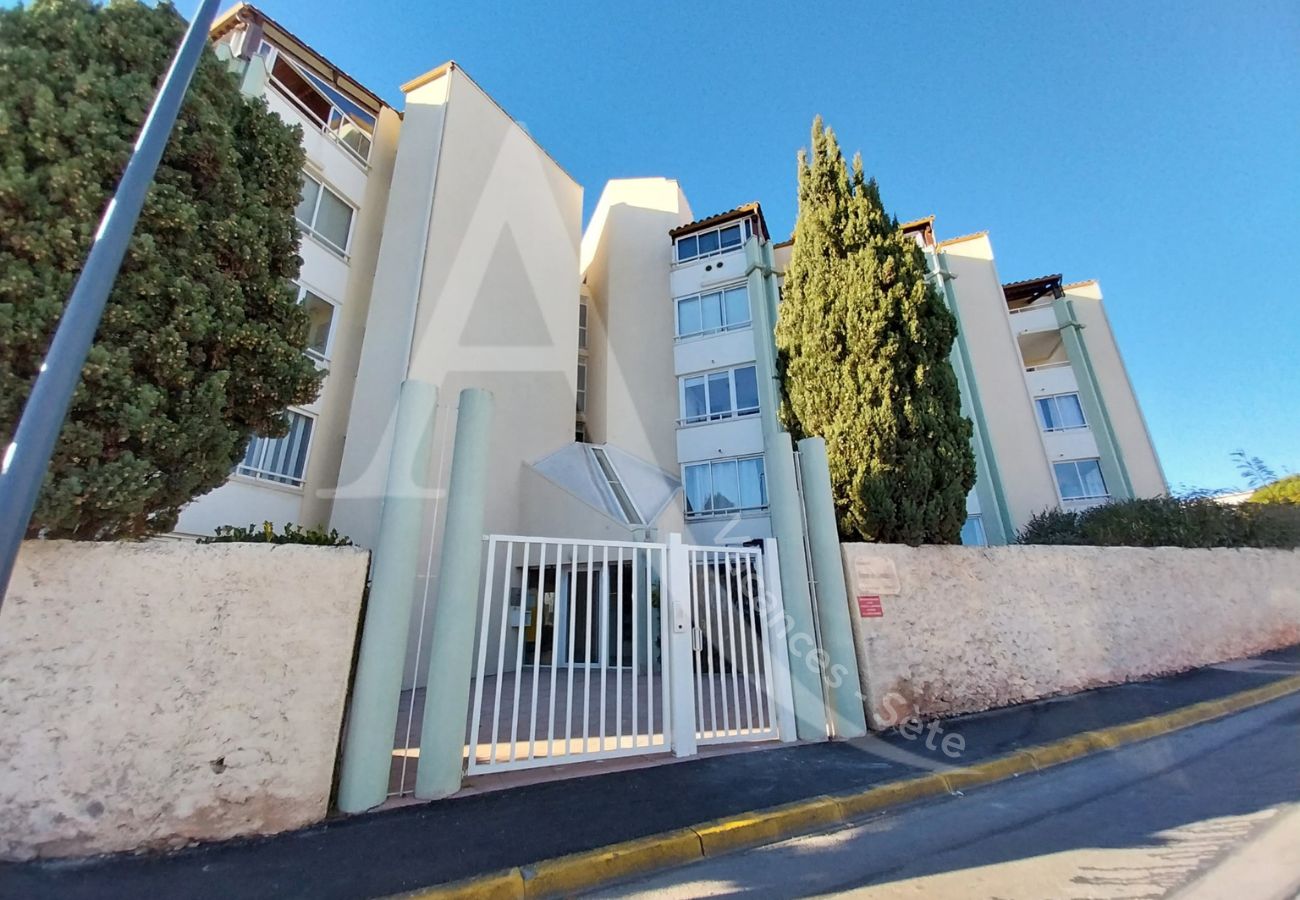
top-left (0, 0), bottom-right (223, 603)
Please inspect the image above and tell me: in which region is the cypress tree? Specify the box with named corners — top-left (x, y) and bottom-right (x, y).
top-left (0, 0), bottom-right (320, 539)
top-left (775, 117), bottom-right (976, 544)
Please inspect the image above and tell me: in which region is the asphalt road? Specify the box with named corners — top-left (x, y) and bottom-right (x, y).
top-left (593, 689), bottom-right (1300, 899)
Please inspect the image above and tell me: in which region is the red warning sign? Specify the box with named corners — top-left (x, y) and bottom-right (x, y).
top-left (857, 595), bottom-right (884, 618)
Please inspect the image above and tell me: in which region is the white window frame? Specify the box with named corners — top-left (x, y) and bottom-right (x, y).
top-left (235, 409), bottom-right (316, 489)
top-left (578, 300), bottom-right (588, 351)
top-left (296, 283), bottom-right (339, 363)
top-left (674, 283), bottom-right (751, 340)
top-left (262, 43), bottom-right (375, 169)
top-left (682, 454), bottom-right (768, 520)
top-left (1053, 458), bottom-right (1109, 502)
top-left (678, 364), bottom-right (760, 426)
top-left (1035, 392), bottom-right (1088, 432)
top-left (296, 171), bottom-right (355, 259)
top-left (673, 218), bottom-right (754, 265)
top-left (576, 359), bottom-right (587, 414)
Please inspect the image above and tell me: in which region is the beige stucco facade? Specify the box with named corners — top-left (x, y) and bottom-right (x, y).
top-left (0, 541), bottom-right (369, 860)
top-left (842, 542), bottom-right (1300, 728)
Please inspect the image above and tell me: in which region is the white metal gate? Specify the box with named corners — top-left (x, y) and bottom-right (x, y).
top-left (466, 533), bottom-right (794, 776)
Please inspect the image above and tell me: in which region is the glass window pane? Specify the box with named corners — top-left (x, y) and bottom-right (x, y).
top-left (683, 377), bottom-right (707, 422)
top-left (1078, 459), bottom-right (1107, 497)
top-left (677, 297), bottom-right (701, 336)
top-left (295, 175), bottom-right (321, 225)
top-left (960, 515), bottom-right (987, 546)
top-left (700, 292), bottom-right (723, 332)
top-left (738, 457), bottom-right (765, 509)
top-left (1053, 461), bottom-right (1084, 500)
top-left (709, 460), bottom-right (739, 511)
top-left (677, 236), bottom-right (697, 262)
top-left (314, 187), bottom-right (353, 252)
top-left (733, 366), bottom-right (759, 413)
top-left (302, 290), bottom-right (334, 359)
top-left (724, 287), bottom-right (750, 326)
top-left (707, 372), bottom-right (731, 417)
top-left (1058, 394), bottom-right (1086, 428)
top-left (697, 229), bottom-right (720, 255)
top-left (1036, 397), bottom-right (1058, 430)
top-left (684, 464), bottom-right (710, 515)
top-left (719, 224), bottom-right (742, 248)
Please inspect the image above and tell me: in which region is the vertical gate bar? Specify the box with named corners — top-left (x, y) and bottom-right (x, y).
top-left (615, 546), bottom-right (624, 750)
top-left (565, 542), bottom-right (579, 756)
top-left (690, 549), bottom-right (704, 736)
top-left (527, 541), bottom-right (547, 761)
top-left (630, 544), bottom-right (640, 746)
top-left (507, 542), bottom-right (531, 762)
top-left (743, 551), bottom-right (767, 734)
top-left (702, 549), bottom-right (719, 739)
top-left (599, 544), bottom-right (609, 751)
top-left (582, 544), bottom-right (594, 753)
top-left (731, 551), bottom-right (754, 735)
top-left (488, 540), bottom-right (515, 766)
top-left (466, 536), bottom-right (497, 775)
top-left (711, 550), bottom-right (731, 735)
top-left (547, 544), bottom-right (565, 759)
top-left (645, 545), bottom-right (655, 745)
top-left (658, 545), bottom-right (673, 749)
top-left (722, 551), bottom-right (743, 735)
top-left (758, 539), bottom-right (797, 742)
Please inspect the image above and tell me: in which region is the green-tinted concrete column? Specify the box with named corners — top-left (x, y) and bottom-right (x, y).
top-left (745, 237), bottom-right (828, 741)
top-left (337, 379), bottom-right (437, 814)
top-left (796, 437), bottom-right (867, 739)
top-left (1052, 298), bottom-right (1134, 500)
top-left (415, 388), bottom-right (493, 800)
top-left (932, 252), bottom-right (1013, 545)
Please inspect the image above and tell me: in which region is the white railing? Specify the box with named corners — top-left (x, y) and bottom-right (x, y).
top-left (466, 535), bottom-right (672, 774)
top-left (266, 53), bottom-right (374, 169)
top-left (683, 545), bottom-right (780, 745)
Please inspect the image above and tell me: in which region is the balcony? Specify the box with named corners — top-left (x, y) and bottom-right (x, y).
top-left (1008, 302), bottom-right (1058, 336)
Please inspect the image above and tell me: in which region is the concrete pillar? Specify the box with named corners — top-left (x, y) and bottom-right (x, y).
top-left (414, 388), bottom-right (493, 800)
top-left (745, 237), bottom-right (828, 741)
top-left (665, 533), bottom-right (697, 757)
top-left (336, 380), bottom-right (437, 814)
top-left (796, 437), bottom-right (868, 739)
top-left (1052, 298), bottom-right (1134, 500)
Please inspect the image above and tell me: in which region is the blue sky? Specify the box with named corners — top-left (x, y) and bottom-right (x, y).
top-left (247, 0), bottom-right (1298, 492)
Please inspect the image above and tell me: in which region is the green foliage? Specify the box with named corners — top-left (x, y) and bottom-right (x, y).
top-left (775, 117), bottom-right (976, 545)
top-left (0, 0), bottom-right (319, 539)
top-left (198, 521), bottom-right (353, 546)
top-left (1016, 497), bottom-right (1300, 549)
top-left (1249, 474), bottom-right (1300, 505)
top-left (1232, 449), bottom-right (1277, 489)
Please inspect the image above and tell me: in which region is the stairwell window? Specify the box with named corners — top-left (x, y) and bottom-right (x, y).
top-left (237, 410), bottom-right (314, 487)
top-left (296, 172), bottom-right (354, 257)
top-left (676, 285), bottom-right (750, 339)
top-left (1053, 458), bottom-right (1108, 502)
top-left (680, 364), bottom-right (759, 424)
top-left (1036, 392), bottom-right (1087, 432)
top-left (684, 455), bottom-right (766, 518)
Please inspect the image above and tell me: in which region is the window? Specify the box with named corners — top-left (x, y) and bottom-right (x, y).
top-left (237, 411), bottom-right (314, 487)
top-left (296, 173), bottom-right (354, 256)
top-left (576, 360), bottom-right (587, 414)
top-left (1036, 393), bottom-right (1087, 432)
top-left (680, 365), bottom-right (760, 424)
top-left (299, 287), bottom-right (336, 361)
top-left (675, 285), bottom-right (750, 339)
top-left (683, 456), bottom-right (767, 518)
top-left (266, 49), bottom-right (375, 165)
top-left (578, 301), bottom-right (588, 350)
top-left (1053, 458), bottom-right (1108, 501)
top-left (674, 219), bottom-right (752, 264)
top-left (960, 515), bottom-right (987, 546)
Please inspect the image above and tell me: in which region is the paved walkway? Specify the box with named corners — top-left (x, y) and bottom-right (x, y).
top-left (3, 647), bottom-right (1298, 900)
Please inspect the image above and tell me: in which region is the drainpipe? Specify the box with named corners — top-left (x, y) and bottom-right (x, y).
top-left (929, 250), bottom-right (1015, 545)
top-left (745, 237), bottom-right (828, 741)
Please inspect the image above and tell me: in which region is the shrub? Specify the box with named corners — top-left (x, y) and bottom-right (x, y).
top-left (1016, 497), bottom-right (1300, 549)
top-left (0, 0), bottom-right (320, 540)
top-left (1249, 474), bottom-right (1300, 506)
top-left (198, 522), bottom-right (353, 547)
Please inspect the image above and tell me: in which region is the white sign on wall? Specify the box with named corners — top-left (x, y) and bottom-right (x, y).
top-left (854, 556), bottom-right (901, 595)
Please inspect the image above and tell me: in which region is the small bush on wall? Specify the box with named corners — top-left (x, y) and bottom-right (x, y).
top-left (198, 523), bottom-right (353, 547)
top-left (1250, 474), bottom-right (1300, 506)
top-left (1017, 497), bottom-right (1300, 549)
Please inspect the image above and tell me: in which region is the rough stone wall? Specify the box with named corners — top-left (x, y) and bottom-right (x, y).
top-left (841, 544), bottom-right (1300, 729)
top-left (0, 540), bottom-right (369, 860)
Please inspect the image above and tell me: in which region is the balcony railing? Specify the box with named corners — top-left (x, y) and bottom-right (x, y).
top-left (265, 50), bottom-right (374, 169)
